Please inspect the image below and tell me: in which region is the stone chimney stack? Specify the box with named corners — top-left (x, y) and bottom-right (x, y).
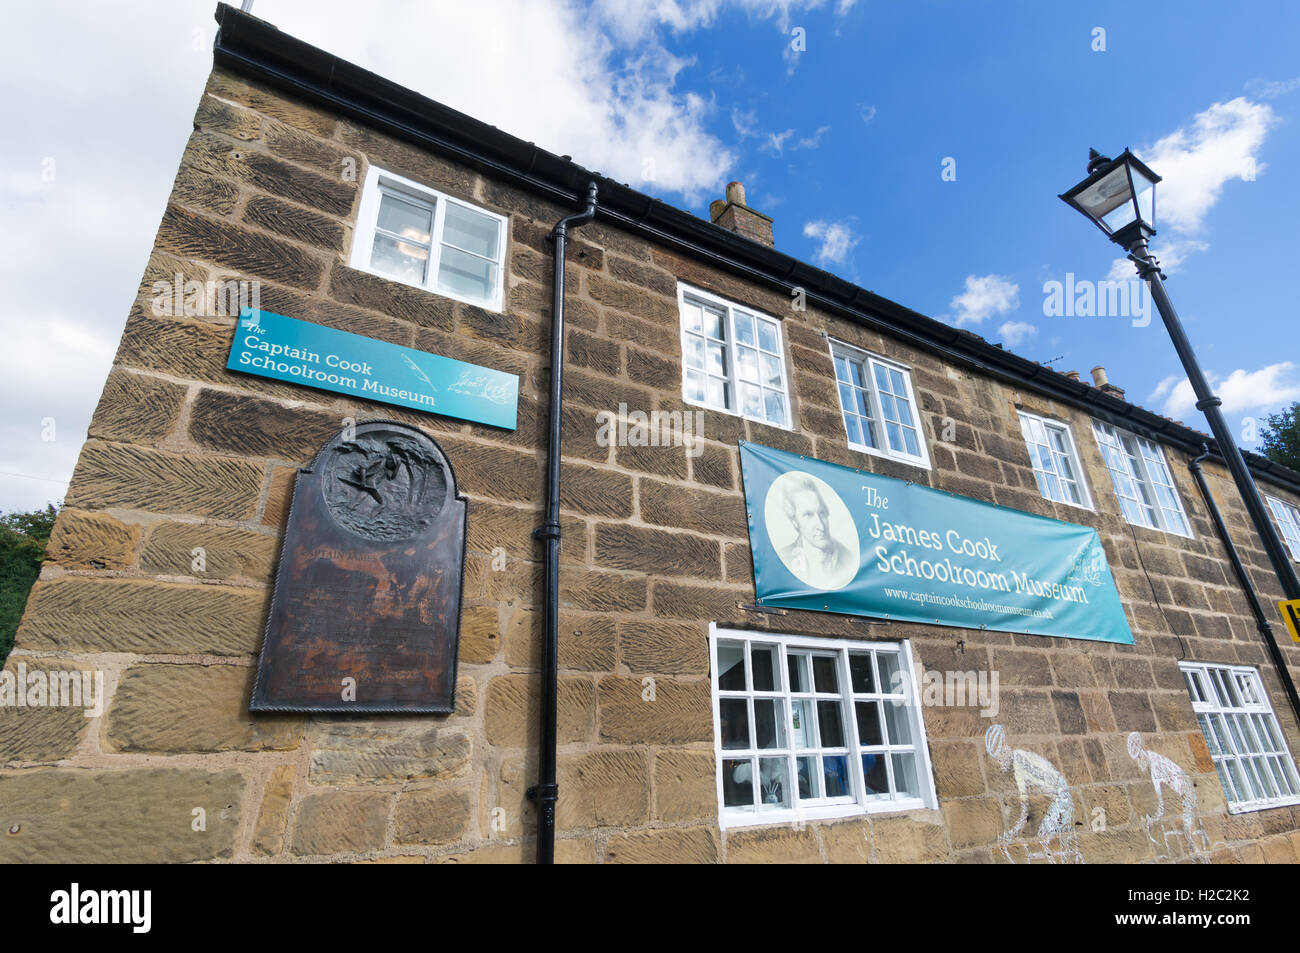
top-left (1091, 365), bottom-right (1126, 399)
top-left (709, 180), bottom-right (774, 247)
top-left (1064, 370), bottom-right (1080, 382)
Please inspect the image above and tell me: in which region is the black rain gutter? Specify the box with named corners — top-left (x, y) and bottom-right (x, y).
top-left (526, 182), bottom-right (598, 864)
top-left (209, 1), bottom-right (1300, 501)
top-left (1189, 445), bottom-right (1300, 728)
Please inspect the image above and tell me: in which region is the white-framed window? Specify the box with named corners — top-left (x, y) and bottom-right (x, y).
top-left (351, 165), bottom-right (507, 311)
top-left (1182, 661), bottom-right (1300, 813)
top-left (677, 282), bottom-right (791, 429)
top-left (709, 625), bottom-right (936, 829)
top-left (1091, 421), bottom-right (1192, 536)
top-left (829, 340), bottom-right (930, 469)
top-left (1266, 495), bottom-right (1300, 561)
top-left (1017, 411), bottom-right (1092, 509)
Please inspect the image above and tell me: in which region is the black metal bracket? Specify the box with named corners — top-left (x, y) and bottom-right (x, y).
top-left (738, 602), bottom-right (786, 615)
top-left (532, 522), bottom-right (562, 542)
top-left (527, 783), bottom-right (559, 804)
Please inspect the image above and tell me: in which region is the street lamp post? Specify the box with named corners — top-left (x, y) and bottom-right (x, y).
top-left (1060, 149), bottom-right (1300, 603)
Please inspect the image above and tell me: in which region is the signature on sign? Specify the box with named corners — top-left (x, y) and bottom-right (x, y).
top-left (447, 369), bottom-right (514, 405)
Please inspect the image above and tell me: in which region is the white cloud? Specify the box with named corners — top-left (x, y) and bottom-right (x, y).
top-left (997, 321), bottom-right (1038, 347)
top-left (858, 104), bottom-right (877, 124)
top-left (763, 129), bottom-right (796, 155)
top-left (794, 125), bottom-right (831, 150)
top-left (1245, 77), bottom-right (1300, 99)
top-left (1150, 363), bottom-right (1300, 418)
top-left (949, 274), bottom-right (1020, 327)
top-left (1106, 237), bottom-right (1209, 280)
top-left (803, 220), bottom-right (859, 266)
top-left (1140, 97), bottom-right (1275, 235)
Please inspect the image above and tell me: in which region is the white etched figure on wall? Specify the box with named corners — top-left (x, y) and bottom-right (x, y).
top-left (764, 471), bottom-right (859, 591)
top-left (1127, 731), bottom-right (1211, 860)
top-left (985, 724), bottom-right (1083, 863)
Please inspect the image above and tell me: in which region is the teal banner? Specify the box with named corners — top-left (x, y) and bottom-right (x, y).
top-left (227, 309), bottom-right (518, 430)
top-left (739, 441), bottom-right (1133, 644)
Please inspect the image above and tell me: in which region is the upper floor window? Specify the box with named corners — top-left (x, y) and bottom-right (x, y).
top-left (1266, 495), bottom-right (1300, 561)
top-left (710, 626), bottom-right (936, 829)
top-left (351, 165), bottom-right (507, 311)
top-left (830, 340), bottom-right (929, 469)
top-left (1091, 421), bottom-right (1191, 536)
top-left (677, 283), bottom-right (790, 428)
top-left (1182, 661), bottom-right (1300, 813)
top-left (1017, 411), bottom-right (1092, 509)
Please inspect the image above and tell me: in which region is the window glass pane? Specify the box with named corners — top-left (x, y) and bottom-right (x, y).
top-left (717, 642), bottom-right (745, 690)
top-left (720, 698), bottom-right (750, 749)
top-left (722, 758), bottom-right (754, 809)
top-left (813, 656), bottom-right (839, 693)
top-left (683, 369), bottom-right (705, 403)
top-left (891, 753), bottom-right (920, 799)
top-left (756, 319), bottom-right (779, 353)
top-left (733, 311), bottom-right (755, 346)
top-left (703, 307), bottom-right (725, 340)
top-left (862, 753), bottom-right (890, 796)
top-left (877, 652), bottom-right (904, 695)
top-left (682, 301), bottom-right (703, 333)
top-left (884, 700), bottom-right (913, 745)
top-left (751, 645), bottom-right (777, 692)
top-left (823, 755), bottom-right (850, 797)
top-left (817, 700), bottom-right (845, 747)
top-left (377, 192), bottom-right (433, 243)
top-left (436, 246), bottom-right (496, 301)
top-left (739, 382), bottom-right (763, 417)
top-left (706, 376), bottom-right (728, 409)
top-left (683, 336), bottom-right (705, 369)
top-left (754, 699), bottom-right (786, 749)
top-left (791, 698), bottom-right (815, 749)
top-left (763, 390), bottom-right (786, 425)
top-left (736, 346), bottom-right (758, 382)
top-left (441, 202), bottom-right (500, 259)
top-left (796, 756), bottom-right (820, 798)
top-left (758, 757), bottom-right (791, 808)
top-left (371, 232), bottom-right (429, 284)
top-left (849, 653), bottom-right (875, 693)
top-left (761, 353), bottom-right (784, 388)
top-left (706, 342), bottom-right (728, 376)
top-left (855, 701), bottom-right (883, 746)
top-left (787, 654), bottom-right (809, 693)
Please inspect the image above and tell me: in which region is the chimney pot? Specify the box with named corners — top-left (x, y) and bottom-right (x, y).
top-left (1064, 370), bottom-right (1080, 382)
top-left (709, 181), bottom-right (774, 248)
top-left (1091, 365), bottom-right (1109, 387)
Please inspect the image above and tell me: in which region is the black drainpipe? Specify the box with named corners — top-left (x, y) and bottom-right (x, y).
top-left (1189, 444), bottom-right (1300, 728)
top-left (527, 181), bottom-right (598, 864)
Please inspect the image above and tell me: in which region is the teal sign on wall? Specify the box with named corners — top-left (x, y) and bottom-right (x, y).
top-left (740, 441), bottom-right (1133, 644)
top-left (227, 309), bottom-right (518, 429)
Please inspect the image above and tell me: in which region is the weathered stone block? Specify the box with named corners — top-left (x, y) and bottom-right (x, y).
top-left (44, 508), bottom-right (139, 571)
top-left (292, 792), bottom-right (389, 855)
top-left (395, 787), bottom-right (473, 845)
top-left (309, 723), bottom-right (471, 785)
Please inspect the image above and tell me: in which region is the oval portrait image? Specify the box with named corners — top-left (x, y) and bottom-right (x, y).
top-left (763, 470), bottom-right (859, 591)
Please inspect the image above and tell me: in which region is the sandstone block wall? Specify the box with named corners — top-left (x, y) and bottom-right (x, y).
top-left (6, 65), bottom-right (1300, 863)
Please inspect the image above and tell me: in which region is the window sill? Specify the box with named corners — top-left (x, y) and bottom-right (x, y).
top-left (683, 393), bottom-right (794, 433)
top-left (847, 440), bottom-right (931, 472)
top-left (1226, 794), bottom-right (1300, 815)
top-left (349, 260), bottom-right (503, 314)
top-left (720, 796), bottom-right (932, 831)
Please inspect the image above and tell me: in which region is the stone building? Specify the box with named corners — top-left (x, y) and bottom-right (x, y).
top-left (5, 3), bottom-right (1300, 863)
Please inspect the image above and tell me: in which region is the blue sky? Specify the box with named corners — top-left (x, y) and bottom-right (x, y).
top-left (2, 0), bottom-right (1298, 511)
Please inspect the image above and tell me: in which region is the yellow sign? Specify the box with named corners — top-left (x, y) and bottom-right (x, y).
top-left (1281, 600), bottom-right (1300, 644)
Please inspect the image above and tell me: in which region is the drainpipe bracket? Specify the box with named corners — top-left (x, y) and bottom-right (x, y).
top-left (526, 783), bottom-right (559, 804)
top-left (532, 522), bottom-right (562, 542)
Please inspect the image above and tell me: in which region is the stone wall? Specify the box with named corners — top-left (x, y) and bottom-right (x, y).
top-left (5, 65), bottom-right (1300, 863)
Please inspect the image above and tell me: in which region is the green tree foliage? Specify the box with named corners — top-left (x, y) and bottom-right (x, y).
top-left (1259, 403), bottom-right (1300, 473)
top-left (0, 503), bottom-right (59, 663)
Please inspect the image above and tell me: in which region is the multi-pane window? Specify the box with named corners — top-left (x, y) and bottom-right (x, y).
top-left (351, 165), bottom-right (507, 311)
top-left (1182, 662), bottom-right (1300, 813)
top-left (710, 627), bottom-right (935, 828)
top-left (1017, 411), bottom-right (1091, 508)
top-left (1266, 495), bottom-right (1300, 561)
top-left (677, 283), bottom-right (790, 427)
top-left (1091, 421), bottom-right (1191, 536)
top-left (830, 341), bottom-right (929, 468)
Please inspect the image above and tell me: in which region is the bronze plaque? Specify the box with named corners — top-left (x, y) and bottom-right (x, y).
top-left (249, 420), bottom-right (467, 713)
